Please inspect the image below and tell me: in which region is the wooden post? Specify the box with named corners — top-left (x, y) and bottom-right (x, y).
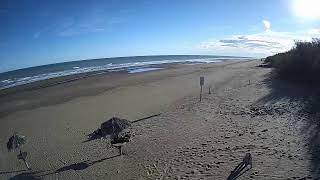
top-left (117, 146), bottom-right (122, 155)
top-left (200, 85), bottom-right (203, 101)
top-left (113, 143), bottom-right (125, 156)
top-left (200, 77), bottom-right (204, 102)
top-left (18, 150), bottom-right (31, 170)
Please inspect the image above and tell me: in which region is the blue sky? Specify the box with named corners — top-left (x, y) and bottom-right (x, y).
top-left (1, 0), bottom-right (320, 72)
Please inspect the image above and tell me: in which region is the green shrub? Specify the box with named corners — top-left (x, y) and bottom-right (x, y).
top-left (265, 38), bottom-right (320, 84)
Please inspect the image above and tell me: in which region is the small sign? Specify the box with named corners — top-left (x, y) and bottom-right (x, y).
top-left (200, 76), bottom-right (204, 86)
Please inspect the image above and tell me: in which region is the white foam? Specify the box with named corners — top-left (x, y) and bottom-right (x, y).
top-left (0, 58), bottom-right (245, 90)
top-left (1, 79), bottom-right (14, 83)
top-left (128, 67), bottom-right (163, 73)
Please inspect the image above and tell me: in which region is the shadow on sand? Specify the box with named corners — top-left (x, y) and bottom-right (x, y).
top-left (0, 169), bottom-right (28, 175)
top-left (256, 72), bottom-right (320, 176)
top-left (82, 129), bottom-right (105, 143)
top-left (8, 173), bottom-right (40, 180)
top-left (7, 170), bottom-right (46, 180)
top-left (8, 155), bottom-right (120, 179)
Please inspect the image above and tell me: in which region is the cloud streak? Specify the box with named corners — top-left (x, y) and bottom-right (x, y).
top-left (34, 15), bottom-right (108, 38)
top-left (199, 30), bottom-right (320, 57)
top-left (198, 19), bottom-right (320, 57)
top-left (33, 5), bottom-right (133, 38)
top-left (57, 17), bottom-right (106, 37)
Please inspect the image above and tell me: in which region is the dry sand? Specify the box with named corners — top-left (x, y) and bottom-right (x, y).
top-left (0, 60), bottom-right (318, 179)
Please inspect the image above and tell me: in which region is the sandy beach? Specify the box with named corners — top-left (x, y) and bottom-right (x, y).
top-left (0, 60), bottom-right (317, 179)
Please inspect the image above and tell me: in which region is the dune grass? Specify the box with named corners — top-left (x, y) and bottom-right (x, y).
top-left (265, 39), bottom-right (320, 85)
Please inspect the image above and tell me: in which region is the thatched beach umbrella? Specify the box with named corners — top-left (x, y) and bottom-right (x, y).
top-left (7, 133), bottom-right (26, 152)
top-left (7, 133), bottom-right (31, 170)
top-left (100, 117), bottom-right (132, 155)
top-left (85, 114), bottom-right (160, 154)
top-left (100, 117), bottom-right (131, 137)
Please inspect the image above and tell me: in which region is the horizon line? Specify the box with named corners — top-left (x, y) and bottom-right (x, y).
top-left (0, 54), bottom-right (255, 74)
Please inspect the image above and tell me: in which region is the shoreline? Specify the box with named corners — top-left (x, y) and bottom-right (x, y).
top-left (0, 56), bottom-right (251, 92)
top-left (0, 60), bottom-right (245, 118)
top-left (0, 62), bottom-right (217, 96)
top-left (0, 58), bottom-right (253, 94)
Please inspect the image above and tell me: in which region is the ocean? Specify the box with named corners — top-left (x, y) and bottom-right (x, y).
top-left (0, 55), bottom-right (249, 90)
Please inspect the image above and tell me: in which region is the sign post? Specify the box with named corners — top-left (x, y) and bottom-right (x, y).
top-left (200, 76), bottom-right (204, 101)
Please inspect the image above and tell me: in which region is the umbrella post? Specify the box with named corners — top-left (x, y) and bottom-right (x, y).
top-left (18, 149), bottom-right (31, 170)
top-left (119, 146), bottom-right (122, 155)
top-left (23, 158), bottom-right (31, 170)
top-left (112, 144), bottom-right (124, 156)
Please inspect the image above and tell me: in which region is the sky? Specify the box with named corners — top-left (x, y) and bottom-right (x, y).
top-left (1, 0), bottom-right (320, 72)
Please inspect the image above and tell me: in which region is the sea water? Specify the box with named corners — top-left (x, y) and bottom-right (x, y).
top-left (0, 55), bottom-right (249, 90)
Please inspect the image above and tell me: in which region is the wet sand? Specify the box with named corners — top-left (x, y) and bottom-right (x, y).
top-left (0, 60), bottom-right (316, 179)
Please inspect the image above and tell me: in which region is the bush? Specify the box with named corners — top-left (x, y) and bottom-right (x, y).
top-left (265, 38), bottom-right (320, 85)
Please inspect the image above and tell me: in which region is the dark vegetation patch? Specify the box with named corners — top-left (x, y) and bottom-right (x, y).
top-left (264, 39), bottom-right (320, 86)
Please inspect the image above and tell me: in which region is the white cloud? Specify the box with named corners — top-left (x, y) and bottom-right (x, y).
top-left (308, 28), bottom-right (320, 35)
top-left (197, 19), bottom-right (320, 57)
top-left (199, 30), bottom-right (320, 57)
top-left (263, 20), bottom-right (271, 30)
top-left (293, 0), bottom-right (320, 19)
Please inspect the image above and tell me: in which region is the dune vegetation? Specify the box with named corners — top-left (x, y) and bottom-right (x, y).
top-left (264, 38), bottom-right (320, 85)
